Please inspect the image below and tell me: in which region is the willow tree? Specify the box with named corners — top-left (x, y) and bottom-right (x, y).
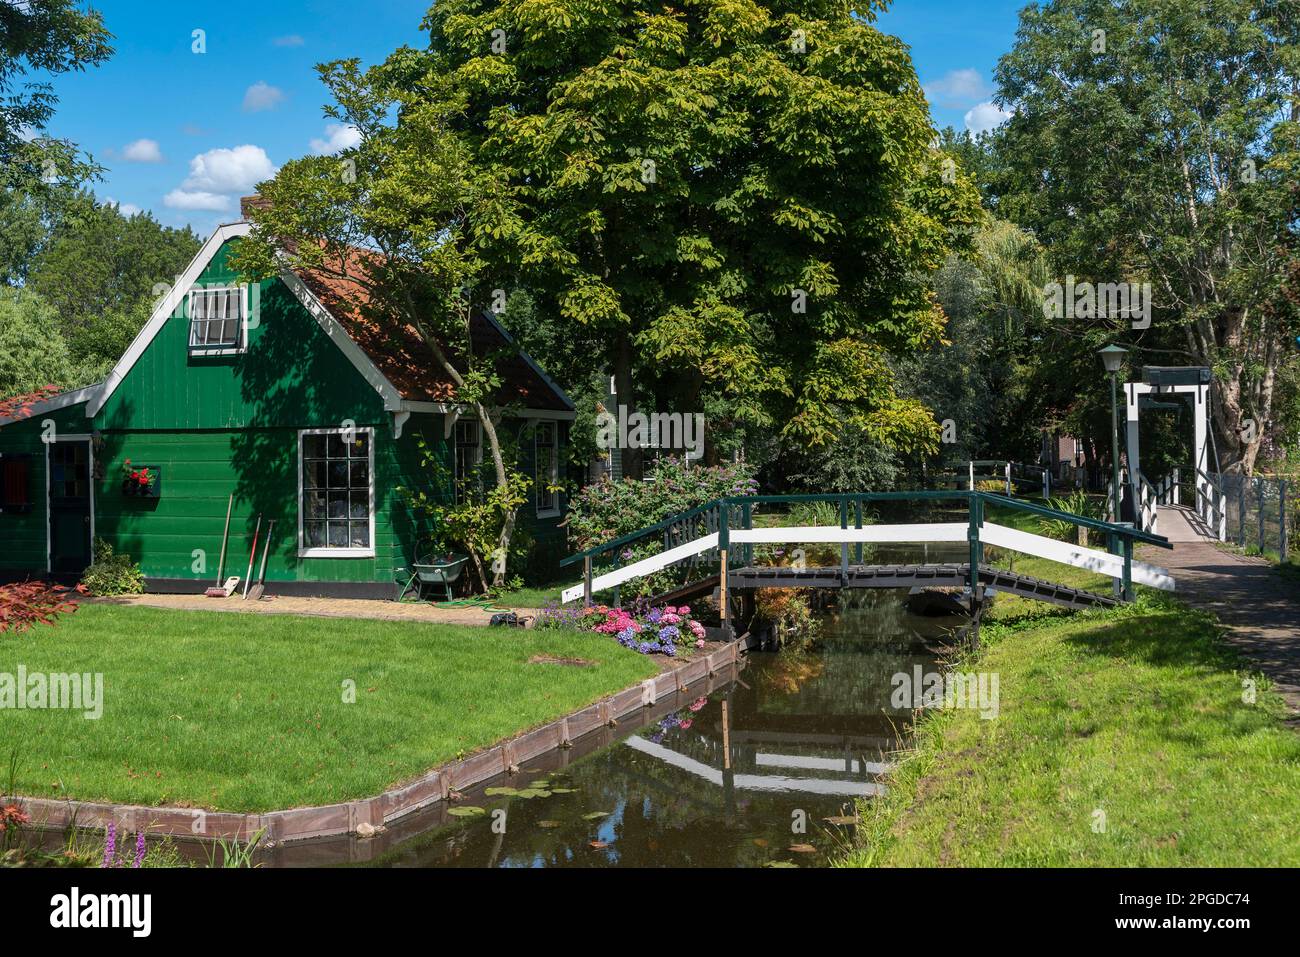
top-left (383, 0), bottom-right (979, 475)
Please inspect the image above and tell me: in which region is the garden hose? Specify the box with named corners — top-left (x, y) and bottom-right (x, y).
top-left (434, 595), bottom-right (512, 613)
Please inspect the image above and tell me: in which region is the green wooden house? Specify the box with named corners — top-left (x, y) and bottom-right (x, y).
top-left (0, 218), bottom-right (574, 597)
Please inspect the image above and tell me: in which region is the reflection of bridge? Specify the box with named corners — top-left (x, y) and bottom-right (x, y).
top-left (625, 694), bottom-right (893, 800)
top-left (560, 491), bottom-right (1174, 632)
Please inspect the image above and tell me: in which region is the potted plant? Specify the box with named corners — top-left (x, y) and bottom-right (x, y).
top-left (121, 459), bottom-right (161, 497)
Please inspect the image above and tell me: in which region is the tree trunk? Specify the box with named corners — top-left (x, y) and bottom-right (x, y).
top-left (613, 328), bottom-right (641, 479)
top-left (477, 402), bottom-right (516, 588)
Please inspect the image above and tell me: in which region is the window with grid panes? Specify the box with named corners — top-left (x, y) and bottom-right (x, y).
top-left (188, 285), bottom-right (245, 352)
top-left (300, 429), bottom-right (372, 553)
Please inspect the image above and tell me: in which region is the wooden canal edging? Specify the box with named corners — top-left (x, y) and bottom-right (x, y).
top-left (4, 639), bottom-right (758, 850)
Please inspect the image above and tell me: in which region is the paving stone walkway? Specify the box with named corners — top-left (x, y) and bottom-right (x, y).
top-left (90, 592), bottom-right (536, 628)
top-left (1145, 533), bottom-right (1300, 716)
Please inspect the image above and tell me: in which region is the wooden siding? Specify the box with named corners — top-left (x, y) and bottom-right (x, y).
top-left (92, 416), bottom-right (448, 586)
top-left (0, 403), bottom-right (92, 574)
top-left (96, 240), bottom-right (387, 432)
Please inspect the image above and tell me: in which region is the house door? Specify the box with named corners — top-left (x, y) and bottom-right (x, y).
top-left (49, 438), bottom-right (93, 575)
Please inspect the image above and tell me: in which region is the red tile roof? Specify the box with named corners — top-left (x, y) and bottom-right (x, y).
top-left (294, 251), bottom-right (572, 412)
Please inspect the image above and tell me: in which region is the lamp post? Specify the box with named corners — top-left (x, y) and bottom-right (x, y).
top-left (1098, 344), bottom-right (1128, 524)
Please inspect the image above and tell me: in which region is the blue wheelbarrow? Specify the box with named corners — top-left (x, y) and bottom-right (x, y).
top-left (397, 553), bottom-right (470, 603)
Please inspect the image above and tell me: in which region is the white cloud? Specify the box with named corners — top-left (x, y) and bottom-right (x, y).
top-left (964, 101), bottom-right (1011, 135)
top-left (272, 34), bottom-right (304, 47)
top-left (242, 81), bottom-right (285, 112)
top-left (179, 144), bottom-right (276, 193)
top-left (121, 138), bottom-right (163, 163)
top-left (924, 69), bottom-right (992, 108)
top-left (163, 144), bottom-right (276, 212)
top-left (310, 123), bottom-right (361, 155)
top-left (163, 189), bottom-right (232, 212)
top-left (104, 197), bottom-right (143, 216)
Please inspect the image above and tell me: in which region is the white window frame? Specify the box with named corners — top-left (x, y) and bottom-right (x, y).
top-left (187, 284), bottom-right (250, 357)
top-left (453, 419), bottom-right (482, 504)
top-left (535, 420), bottom-right (560, 518)
top-left (297, 427), bottom-right (376, 559)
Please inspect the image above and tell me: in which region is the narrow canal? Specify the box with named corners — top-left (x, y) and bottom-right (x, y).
top-left (328, 590), bottom-right (966, 869)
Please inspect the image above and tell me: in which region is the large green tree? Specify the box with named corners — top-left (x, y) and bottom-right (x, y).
top-left (393, 0), bottom-right (978, 476)
top-left (0, 0), bottom-right (111, 162)
top-left (988, 0), bottom-right (1299, 474)
top-left (29, 200), bottom-right (201, 371)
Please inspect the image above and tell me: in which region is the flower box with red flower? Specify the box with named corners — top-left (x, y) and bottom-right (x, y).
top-left (120, 460), bottom-right (161, 498)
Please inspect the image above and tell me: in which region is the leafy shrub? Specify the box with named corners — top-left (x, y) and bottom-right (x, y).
top-left (79, 539), bottom-right (145, 596)
top-left (975, 479), bottom-right (1007, 493)
top-left (1038, 490), bottom-right (1100, 544)
top-left (566, 457), bottom-right (758, 552)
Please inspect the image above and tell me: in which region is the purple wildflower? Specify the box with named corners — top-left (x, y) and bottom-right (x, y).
top-left (102, 821), bottom-right (116, 868)
top-left (134, 830), bottom-right (146, 868)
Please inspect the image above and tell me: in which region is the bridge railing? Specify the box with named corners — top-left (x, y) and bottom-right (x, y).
top-left (559, 490), bottom-right (1171, 609)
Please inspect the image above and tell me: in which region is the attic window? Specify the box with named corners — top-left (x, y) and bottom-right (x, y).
top-left (188, 285), bottom-right (246, 354)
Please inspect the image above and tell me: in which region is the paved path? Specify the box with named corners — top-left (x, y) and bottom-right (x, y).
top-left (1146, 530), bottom-right (1300, 716)
top-left (89, 593), bottom-right (537, 628)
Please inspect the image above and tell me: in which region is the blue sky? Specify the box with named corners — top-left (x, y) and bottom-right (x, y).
top-left (43, 0), bottom-right (1026, 234)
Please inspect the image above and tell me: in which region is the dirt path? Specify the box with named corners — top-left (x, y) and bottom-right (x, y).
top-left (88, 592), bottom-right (535, 628)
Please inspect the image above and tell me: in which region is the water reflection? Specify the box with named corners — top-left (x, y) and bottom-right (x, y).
top-left (267, 591), bottom-right (964, 868)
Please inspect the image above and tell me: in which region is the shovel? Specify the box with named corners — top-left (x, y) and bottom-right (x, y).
top-left (242, 515), bottom-right (262, 599)
top-left (248, 520), bottom-right (274, 600)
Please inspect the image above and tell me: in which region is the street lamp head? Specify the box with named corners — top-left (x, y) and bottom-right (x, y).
top-left (1098, 343), bottom-right (1128, 374)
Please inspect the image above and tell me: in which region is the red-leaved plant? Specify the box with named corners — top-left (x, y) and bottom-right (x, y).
top-left (0, 581), bottom-right (81, 635)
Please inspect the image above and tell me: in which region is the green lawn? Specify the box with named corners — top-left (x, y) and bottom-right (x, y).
top-left (0, 604), bottom-right (656, 813)
top-left (838, 592), bottom-right (1300, 867)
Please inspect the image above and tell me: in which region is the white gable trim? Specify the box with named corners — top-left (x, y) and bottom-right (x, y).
top-left (87, 222), bottom-right (252, 418)
top-left (83, 221), bottom-right (407, 419)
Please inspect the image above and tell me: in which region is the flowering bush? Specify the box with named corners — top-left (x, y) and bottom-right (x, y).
top-left (566, 457), bottom-right (759, 552)
top-left (539, 601), bottom-right (709, 656)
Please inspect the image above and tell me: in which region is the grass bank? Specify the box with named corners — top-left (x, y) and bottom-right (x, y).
top-left (838, 592), bottom-right (1300, 867)
top-left (1, 604), bottom-right (656, 813)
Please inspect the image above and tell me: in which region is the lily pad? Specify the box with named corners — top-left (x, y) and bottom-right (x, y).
top-left (582, 811), bottom-right (611, 820)
top-left (447, 806), bottom-right (486, 818)
top-left (485, 787), bottom-right (521, 797)
top-left (764, 861), bottom-right (799, 868)
top-left (516, 788), bottom-right (551, 799)
top-left (551, 788), bottom-right (577, 794)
